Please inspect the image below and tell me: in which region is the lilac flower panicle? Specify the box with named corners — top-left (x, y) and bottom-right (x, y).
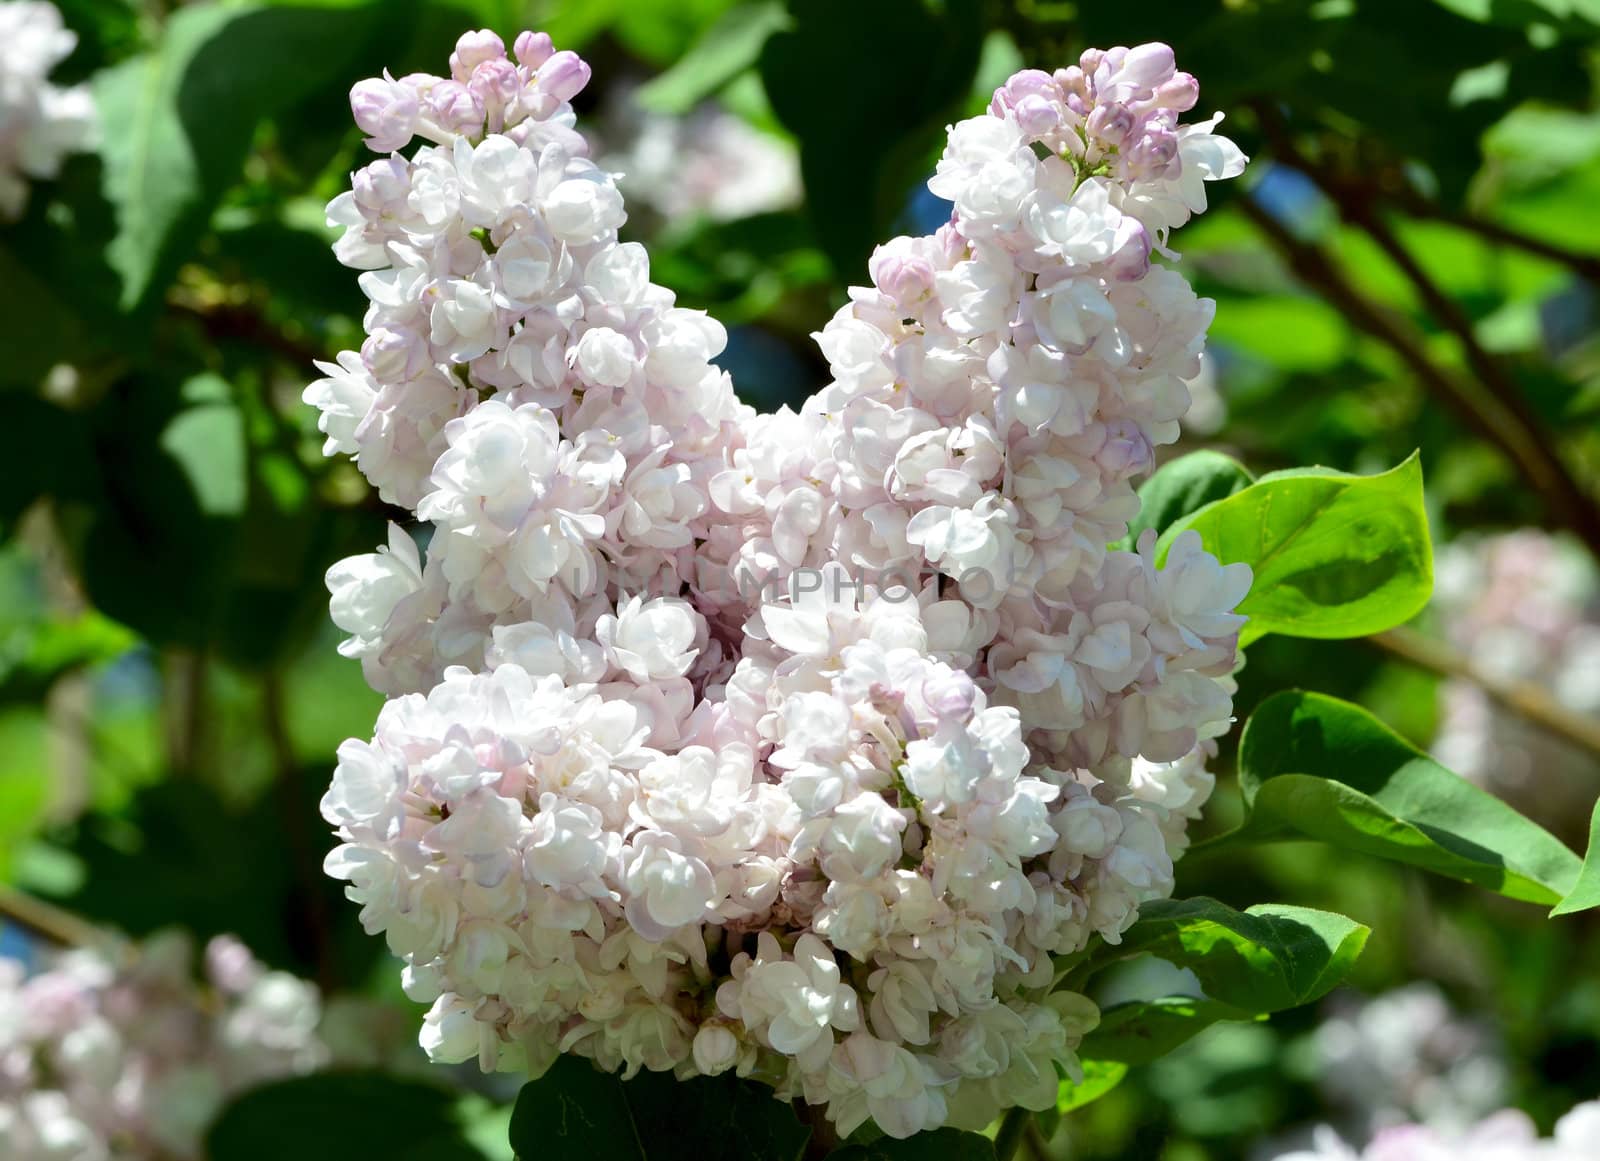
top-left (0, 0), bottom-right (96, 220)
top-left (1266, 1100), bottom-right (1600, 1161)
top-left (309, 30), bottom-right (1249, 1137)
top-left (0, 934), bottom-right (329, 1160)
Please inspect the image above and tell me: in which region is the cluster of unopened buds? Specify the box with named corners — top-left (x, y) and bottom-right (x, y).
top-left (0, 933), bottom-right (327, 1160)
top-left (0, 0), bottom-right (96, 220)
top-left (309, 30), bottom-right (1251, 1137)
top-left (1272, 1100), bottom-right (1600, 1161)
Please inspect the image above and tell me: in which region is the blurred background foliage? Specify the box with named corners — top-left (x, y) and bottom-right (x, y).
top-left (2, 0), bottom-right (1600, 1157)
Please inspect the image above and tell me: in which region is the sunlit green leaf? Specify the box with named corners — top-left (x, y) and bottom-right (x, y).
top-left (1120, 450), bottom-right (1255, 549)
top-left (1225, 690), bottom-right (1582, 905)
top-left (637, 2), bottom-right (791, 114)
top-left (1081, 998), bottom-right (1263, 1066)
top-left (1055, 1058), bottom-right (1129, 1113)
top-left (1550, 798), bottom-right (1600, 916)
top-left (1098, 897), bottom-right (1369, 1015)
top-left (1160, 454), bottom-right (1433, 645)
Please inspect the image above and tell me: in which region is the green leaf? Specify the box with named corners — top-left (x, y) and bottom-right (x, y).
top-left (760, 0), bottom-right (983, 281)
top-left (1120, 451), bottom-right (1255, 550)
top-left (208, 1072), bottom-right (493, 1161)
top-left (96, 3), bottom-right (384, 310)
top-left (1432, 0), bottom-right (1600, 30)
top-left (1160, 453), bottom-right (1432, 646)
top-left (1226, 690), bottom-right (1582, 905)
top-left (827, 1128), bottom-right (996, 1160)
top-left (0, 243), bottom-right (90, 390)
top-left (637, 2), bottom-right (792, 114)
top-left (1, 396), bottom-right (96, 534)
top-left (1080, 997), bottom-right (1261, 1066)
top-left (1552, 799), bottom-right (1600, 916)
top-left (1208, 295), bottom-right (1352, 372)
top-left (1055, 1058), bottom-right (1128, 1112)
top-left (1102, 897), bottom-right (1369, 1015)
top-left (509, 1056), bottom-right (811, 1161)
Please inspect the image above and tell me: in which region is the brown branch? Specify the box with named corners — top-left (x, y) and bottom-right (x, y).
top-left (262, 670), bottom-right (338, 993)
top-left (1388, 191), bottom-right (1600, 286)
top-left (0, 884), bottom-right (111, 950)
top-left (169, 299), bottom-right (331, 369)
top-left (1235, 194), bottom-right (1600, 559)
top-left (1247, 104), bottom-right (1600, 557)
top-left (1368, 625), bottom-right (1600, 759)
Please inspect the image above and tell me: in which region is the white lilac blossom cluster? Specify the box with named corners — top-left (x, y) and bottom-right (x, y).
top-left (1312, 984), bottom-right (1507, 1139)
top-left (0, 0), bottom-right (96, 220)
top-left (1431, 531), bottom-right (1600, 823)
top-left (309, 32), bottom-right (1250, 1138)
top-left (594, 92), bottom-right (801, 224)
top-left (0, 933), bottom-right (327, 1160)
top-left (1268, 1100), bottom-right (1600, 1161)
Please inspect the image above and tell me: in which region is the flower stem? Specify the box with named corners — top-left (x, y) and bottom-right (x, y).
top-left (994, 1107), bottom-right (1034, 1161)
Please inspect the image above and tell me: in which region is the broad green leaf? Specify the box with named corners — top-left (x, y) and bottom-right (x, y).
top-left (1208, 295), bottom-right (1351, 371)
top-left (96, 3), bottom-right (384, 310)
top-left (0, 244), bottom-right (88, 390)
top-left (0, 708), bottom-right (50, 878)
top-left (1055, 1058), bottom-right (1128, 1112)
top-left (637, 2), bottom-right (792, 114)
top-left (1120, 451), bottom-right (1255, 550)
top-left (159, 377), bottom-right (247, 518)
top-left (0, 610), bottom-right (137, 706)
top-left (1, 396), bottom-right (95, 533)
top-left (1159, 454), bottom-right (1432, 646)
top-left (1227, 690), bottom-right (1582, 905)
top-left (1550, 799), bottom-right (1600, 916)
top-left (1099, 897), bottom-right (1369, 1015)
top-left (1432, 0), bottom-right (1600, 28)
top-left (208, 1072), bottom-right (493, 1161)
top-left (74, 374), bottom-right (246, 646)
top-left (827, 1128), bottom-right (996, 1160)
top-left (1080, 997), bottom-right (1261, 1066)
top-left (509, 1056), bottom-right (811, 1161)
top-left (761, 0), bottom-right (983, 281)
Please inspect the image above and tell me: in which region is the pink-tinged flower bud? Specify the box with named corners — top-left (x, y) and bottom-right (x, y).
top-left (537, 50), bottom-right (590, 102)
top-left (351, 156), bottom-right (411, 214)
top-left (350, 72), bottom-right (418, 153)
top-left (1078, 48), bottom-right (1105, 76)
top-left (1096, 420), bottom-right (1154, 478)
top-left (1086, 102), bottom-right (1136, 146)
top-left (1012, 94), bottom-right (1060, 138)
top-left (427, 79), bottom-right (485, 138)
top-left (934, 222), bottom-right (965, 263)
top-left (1103, 218), bottom-right (1152, 282)
top-left (1119, 42), bottom-right (1177, 92)
top-left (1125, 127), bottom-right (1179, 179)
top-left (470, 57), bottom-right (522, 132)
top-left (514, 30), bottom-right (554, 68)
top-left (1054, 64), bottom-right (1086, 98)
top-left (1153, 71), bottom-right (1199, 112)
top-left (869, 245), bottom-right (935, 308)
top-left (450, 29), bottom-right (506, 80)
top-left (362, 326), bottom-right (430, 382)
top-left (990, 68), bottom-right (1056, 119)
top-left (922, 670), bottom-right (976, 721)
